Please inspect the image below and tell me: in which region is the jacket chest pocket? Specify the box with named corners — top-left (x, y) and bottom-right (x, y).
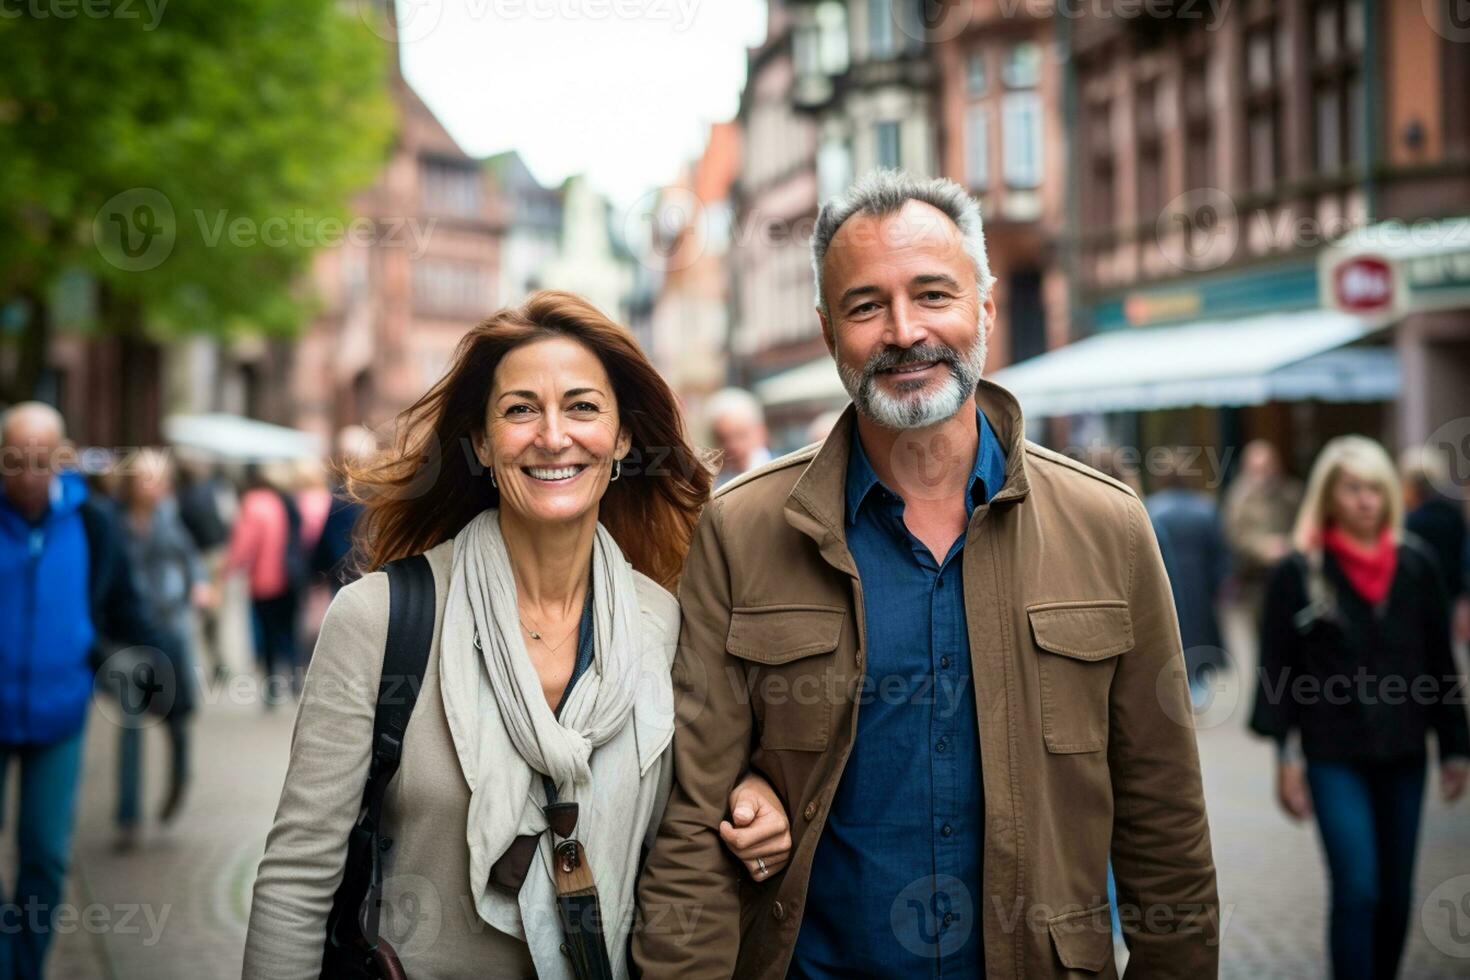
top-left (726, 604), bottom-right (846, 752)
top-left (1027, 600), bottom-right (1132, 754)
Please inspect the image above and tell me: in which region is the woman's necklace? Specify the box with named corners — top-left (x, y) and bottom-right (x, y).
top-left (518, 607), bottom-right (579, 651)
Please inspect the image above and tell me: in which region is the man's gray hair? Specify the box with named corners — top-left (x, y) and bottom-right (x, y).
top-left (810, 169), bottom-right (997, 319)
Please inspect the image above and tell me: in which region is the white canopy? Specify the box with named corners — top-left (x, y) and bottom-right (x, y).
top-left (755, 357), bottom-right (848, 409)
top-left (987, 308), bottom-right (1394, 418)
top-left (163, 413), bottom-right (324, 462)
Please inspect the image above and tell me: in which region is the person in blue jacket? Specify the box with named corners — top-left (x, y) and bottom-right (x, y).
top-left (0, 402), bottom-right (158, 980)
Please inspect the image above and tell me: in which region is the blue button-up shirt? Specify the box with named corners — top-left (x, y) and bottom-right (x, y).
top-left (790, 409), bottom-right (1005, 979)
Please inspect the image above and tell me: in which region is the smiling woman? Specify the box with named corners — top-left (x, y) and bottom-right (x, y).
top-left (244, 290), bottom-right (793, 980)
top-left (345, 289), bottom-right (709, 589)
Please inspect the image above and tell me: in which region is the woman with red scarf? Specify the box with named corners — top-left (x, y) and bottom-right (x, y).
top-left (1251, 435), bottom-right (1469, 980)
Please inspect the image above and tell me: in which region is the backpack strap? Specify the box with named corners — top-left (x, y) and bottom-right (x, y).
top-left (322, 553), bottom-right (435, 973)
top-left (359, 553), bottom-right (436, 944)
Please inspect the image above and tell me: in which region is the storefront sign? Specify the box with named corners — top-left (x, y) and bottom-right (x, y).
top-left (1332, 255), bottom-right (1394, 313)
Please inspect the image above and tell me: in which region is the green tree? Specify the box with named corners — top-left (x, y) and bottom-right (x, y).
top-left (0, 0), bottom-right (395, 403)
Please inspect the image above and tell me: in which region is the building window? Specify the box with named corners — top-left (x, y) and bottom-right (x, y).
top-left (1001, 92), bottom-right (1042, 188)
top-left (420, 157), bottom-right (482, 217)
top-left (964, 106), bottom-right (990, 190)
top-left (795, 3), bottom-right (849, 79)
top-left (1136, 79), bottom-right (1164, 222)
top-left (1243, 21), bottom-right (1282, 194)
top-left (1083, 95), bottom-right (1114, 233)
top-left (816, 0), bottom-right (849, 73)
top-left (875, 120), bottom-right (902, 170)
top-left (1183, 55), bottom-right (1214, 191)
top-left (867, 0), bottom-right (896, 59)
top-left (794, 23), bottom-right (820, 78)
top-left (818, 137), bottom-right (854, 201)
top-left (1008, 268), bottom-right (1046, 363)
top-left (1002, 41), bottom-right (1042, 89)
top-left (966, 50), bottom-right (988, 96)
top-left (412, 259), bottom-right (491, 317)
top-left (1310, 0), bottom-right (1364, 174)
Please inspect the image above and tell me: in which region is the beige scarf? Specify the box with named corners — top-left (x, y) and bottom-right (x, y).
top-left (440, 508), bottom-right (654, 978)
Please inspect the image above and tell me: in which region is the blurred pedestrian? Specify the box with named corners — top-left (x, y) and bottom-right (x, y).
top-left (310, 425), bottom-right (375, 594)
top-left (0, 403), bottom-right (159, 980)
top-left (1146, 448), bottom-right (1229, 707)
top-left (114, 448), bottom-right (210, 850)
top-left (293, 457), bottom-right (332, 559)
top-left (805, 408), bottom-right (843, 446)
top-left (1400, 446), bottom-right (1470, 643)
top-left (706, 387), bottom-right (771, 487)
top-left (1223, 439), bottom-right (1303, 630)
top-left (225, 463), bottom-right (305, 708)
top-left (1250, 434), bottom-right (1469, 980)
top-left (175, 458), bottom-right (235, 684)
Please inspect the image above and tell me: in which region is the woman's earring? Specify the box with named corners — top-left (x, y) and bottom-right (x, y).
top-left (489, 467), bottom-right (498, 489)
top-left (610, 458), bottom-right (622, 482)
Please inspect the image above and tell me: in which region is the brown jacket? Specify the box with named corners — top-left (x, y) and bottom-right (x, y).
top-left (634, 380), bottom-right (1219, 979)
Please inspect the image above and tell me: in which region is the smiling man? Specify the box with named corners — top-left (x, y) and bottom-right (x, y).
top-left (635, 171), bottom-right (1219, 978)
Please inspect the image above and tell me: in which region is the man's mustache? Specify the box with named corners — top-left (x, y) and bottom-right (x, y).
top-left (863, 343), bottom-right (962, 378)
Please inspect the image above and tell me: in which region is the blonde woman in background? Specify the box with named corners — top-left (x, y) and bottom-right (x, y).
top-left (1250, 435), bottom-right (1469, 980)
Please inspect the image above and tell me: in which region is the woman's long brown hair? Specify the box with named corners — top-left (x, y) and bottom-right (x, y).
top-left (345, 290), bottom-right (712, 590)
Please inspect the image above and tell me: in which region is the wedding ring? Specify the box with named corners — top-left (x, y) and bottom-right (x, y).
top-left (755, 857), bottom-right (768, 878)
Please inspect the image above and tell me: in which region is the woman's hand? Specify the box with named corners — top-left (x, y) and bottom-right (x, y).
top-left (1442, 759), bottom-right (1468, 804)
top-left (1276, 761), bottom-right (1312, 820)
top-left (718, 771), bottom-right (792, 882)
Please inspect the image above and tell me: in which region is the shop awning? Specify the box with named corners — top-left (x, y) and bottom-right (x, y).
top-left (164, 413), bottom-right (325, 462)
top-left (756, 356), bottom-right (849, 409)
top-left (987, 309), bottom-right (1394, 418)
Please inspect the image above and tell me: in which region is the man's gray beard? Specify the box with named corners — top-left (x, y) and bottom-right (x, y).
top-left (837, 333), bottom-right (987, 430)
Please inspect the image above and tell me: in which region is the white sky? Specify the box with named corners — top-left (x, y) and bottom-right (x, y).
top-left (390, 0), bottom-right (768, 206)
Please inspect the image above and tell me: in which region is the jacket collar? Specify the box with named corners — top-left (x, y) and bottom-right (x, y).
top-left (844, 407), bottom-right (1005, 526)
top-left (784, 377), bottom-right (1034, 564)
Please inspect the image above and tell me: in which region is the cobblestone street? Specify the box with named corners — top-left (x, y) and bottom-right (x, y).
top-left (18, 615), bottom-right (1470, 979)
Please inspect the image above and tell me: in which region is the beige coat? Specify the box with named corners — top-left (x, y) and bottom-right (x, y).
top-left (243, 535), bottom-right (679, 980)
top-left (635, 380), bottom-right (1220, 979)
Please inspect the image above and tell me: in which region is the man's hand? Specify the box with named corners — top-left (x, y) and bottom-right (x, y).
top-left (1276, 762), bottom-right (1312, 821)
top-left (719, 772), bottom-right (792, 881)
